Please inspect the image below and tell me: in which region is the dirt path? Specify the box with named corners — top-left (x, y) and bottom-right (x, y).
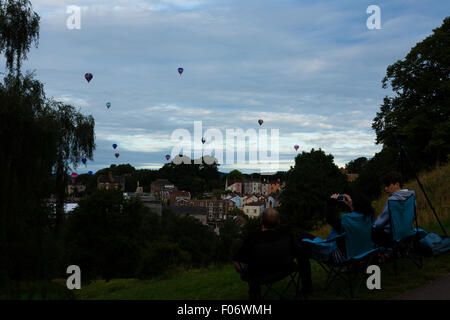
top-left (390, 273), bottom-right (450, 300)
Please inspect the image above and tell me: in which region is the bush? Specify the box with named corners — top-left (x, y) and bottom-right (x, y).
top-left (136, 241), bottom-right (191, 279)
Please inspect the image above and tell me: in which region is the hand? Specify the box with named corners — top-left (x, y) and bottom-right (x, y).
top-left (330, 193), bottom-right (339, 200)
top-left (342, 194), bottom-right (354, 211)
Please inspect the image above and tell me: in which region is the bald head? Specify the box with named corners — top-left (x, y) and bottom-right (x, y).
top-left (261, 208), bottom-right (280, 229)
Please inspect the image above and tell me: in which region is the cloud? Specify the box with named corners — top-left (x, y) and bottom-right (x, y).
top-left (22, 0), bottom-right (450, 172)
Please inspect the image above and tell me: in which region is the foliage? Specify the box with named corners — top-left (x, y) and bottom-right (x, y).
top-left (226, 169), bottom-right (244, 182)
top-left (345, 157), bottom-right (368, 174)
top-left (278, 149), bottom-right (348, 232)
top-left (136, 242), bottom-right (191, 279)
top-left (372, 17), bottom-right (450, 173)
top-left (65, 190), bottom-right (150, 282)
top-left (0, 0), bottom-right (39, 75)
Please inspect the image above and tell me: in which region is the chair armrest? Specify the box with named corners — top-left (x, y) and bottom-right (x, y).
top-left (301, 233), bottom-right (345, 244)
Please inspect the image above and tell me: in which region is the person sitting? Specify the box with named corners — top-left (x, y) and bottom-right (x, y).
top-left (299, 192), bottom-right (375, 264)
top-left (372, 171), bottom-right (416, 247)
top-left (233, 208), bottom-right (312, 297)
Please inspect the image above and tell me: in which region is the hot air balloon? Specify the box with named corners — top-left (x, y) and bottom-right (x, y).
top-left (294, 145), bottom-right (299, 151)
top-left (82, 157), bottom-right (87, 165)
top-left (84, 73), bottom-right (93, 83)
top-left (201, 137), bottom-right (206, 144)
top-left (71, 172), bottom-right (78, 183)
top-left (115, 152), bottom-right (120, 158)
top-left (106, 102), bottom-right (111, 109)
top-left (165, 154), bottom-right (170, 161)
top-left (112, 144), bottom-right (117, 149)
top-left (178, 67), bottom-right (184, 75)
top-left (258, 119), bottom-right (263, 126)
top-left (88, 171), bottom-right (93, 175)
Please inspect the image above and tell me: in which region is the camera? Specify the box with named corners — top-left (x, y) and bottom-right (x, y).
top-left (337, 194), bottom-right (345, 201)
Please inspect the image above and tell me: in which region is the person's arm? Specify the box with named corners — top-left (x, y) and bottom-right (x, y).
top-left (374, 202), bottom-right (389, 229)
top-left (326, 196), bottom-right (342, 232)
top-left (232, 236), bottom-right (252, 265)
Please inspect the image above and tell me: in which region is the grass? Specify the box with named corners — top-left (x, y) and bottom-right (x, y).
top-left (5, 163), bottom-right (449, 300)
top-left (73, 216), bottom-right (450, 300)
top-left (73, 240), bottom-right (450, 300)
top-left (73, 162), bottom-right (450, 300)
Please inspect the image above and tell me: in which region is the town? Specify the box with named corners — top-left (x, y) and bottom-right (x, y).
top-left (62, 165), bottom-right (358, 235)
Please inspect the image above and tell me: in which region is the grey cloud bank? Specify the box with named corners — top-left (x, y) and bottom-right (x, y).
top-left (17, 0), bottom-right (450, 173)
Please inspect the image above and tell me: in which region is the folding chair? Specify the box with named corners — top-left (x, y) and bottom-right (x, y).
top-left (244, 235), bottom-right (301, 300)
top-left (302, 212), bottom-right (379, 298)
top-left (387, 193), bottom-right (423, 271)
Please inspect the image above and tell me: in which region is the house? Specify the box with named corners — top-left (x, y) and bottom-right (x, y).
top-left (123, 192), bottom-right (162, 216)
top-left (177, 199), bottom-right (236, 222)
top-left (151, 179), bottom-right (175, 196)
top-left (339, 168), bottom-right (359, 182)
top-left (168, 205), bottom-right (208, 225)
top-left (161, 190), bottom-right (191, 206)
top-left (266, 195), bottom-right (278, 208)
top-left (97, 172), bottom-right (125, 191)
top-left (230, 195), bottom-right (243, 208)
top-left (243, 179), bottom-right (262, 195)
top-left (66, 183), bottom-right (86, 196)
top-left (225, 181), bottom-right (243, 195)
top-left (242, 195), bottom-right (258, 206)
top-left (242, 201), bottom-right (265, 218)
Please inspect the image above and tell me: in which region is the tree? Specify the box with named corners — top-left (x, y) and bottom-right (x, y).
top-left (345, 157), bottom-right (368, 174)
top-left (372, 17), bottom-right (450, 172)
top-left (50, 102), bottom-right (95, 236)
top-left (0, 0), bottom-right (39, 76)
top-left (0, 1), bottom-right (95, 294)
top-left (278, 149), bottom-right (348, 232)
top-left (226, 169), bottom-right (244, 183)
top-left (65, 190), bottom-right (152, 281)
top-left (350, 148), bottom-right (397, 200)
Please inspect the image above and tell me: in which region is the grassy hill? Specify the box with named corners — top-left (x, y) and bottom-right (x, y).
top-left (72, 162), bottom-right (450, 300)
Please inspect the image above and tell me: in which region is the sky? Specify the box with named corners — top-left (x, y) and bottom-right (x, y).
top-left (11, 0), bottom-right (450, 174)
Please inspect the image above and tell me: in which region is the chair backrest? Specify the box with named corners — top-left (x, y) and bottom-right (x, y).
top-left (341, 212), bottom-right (375, 259)
top-left (388, 194), bottom-right (416, 243)
top-left (249, 234), bottom-right (294, 278)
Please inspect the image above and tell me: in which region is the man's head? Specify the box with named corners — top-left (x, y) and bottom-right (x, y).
top-left (260, 208), bottom-right (280, 230)
top-left (382, 171), bottom-right (403, 196)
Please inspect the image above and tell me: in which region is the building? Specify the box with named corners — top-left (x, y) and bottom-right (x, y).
top-left (97, 172), bottom-right (125, 191)
top-left (66, 183), bottom-right (86, 196)
top-left (243, 179), bottom-right (262, 195)
top-left (168, 205), bottom-right (208, 225)
top-left (123, 192), bottom-right (162, 216)
top-left (176, 199), bottom-right (236, 223)
top-left (226, 181), bottom-right (242, 195)
top-left (135, 181), bottom-right (144, 194)
top-left (339, 168), bottom-right (359, 182)
top-left (242, 195), bottom-right (259, 206)
top-left (151, 179), bottom-right (175, 196)
top-left (230, 195), bottom-right (243, 208)
top-left (266, 195), bottom-right (278, 208)
top-left (161, 190), bottom-right (191, 206)
top-left (242, 201), bottom-right (265, 218)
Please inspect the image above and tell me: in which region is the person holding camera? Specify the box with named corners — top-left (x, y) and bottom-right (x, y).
top-left (298, 192), bottom-right (375, 264)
